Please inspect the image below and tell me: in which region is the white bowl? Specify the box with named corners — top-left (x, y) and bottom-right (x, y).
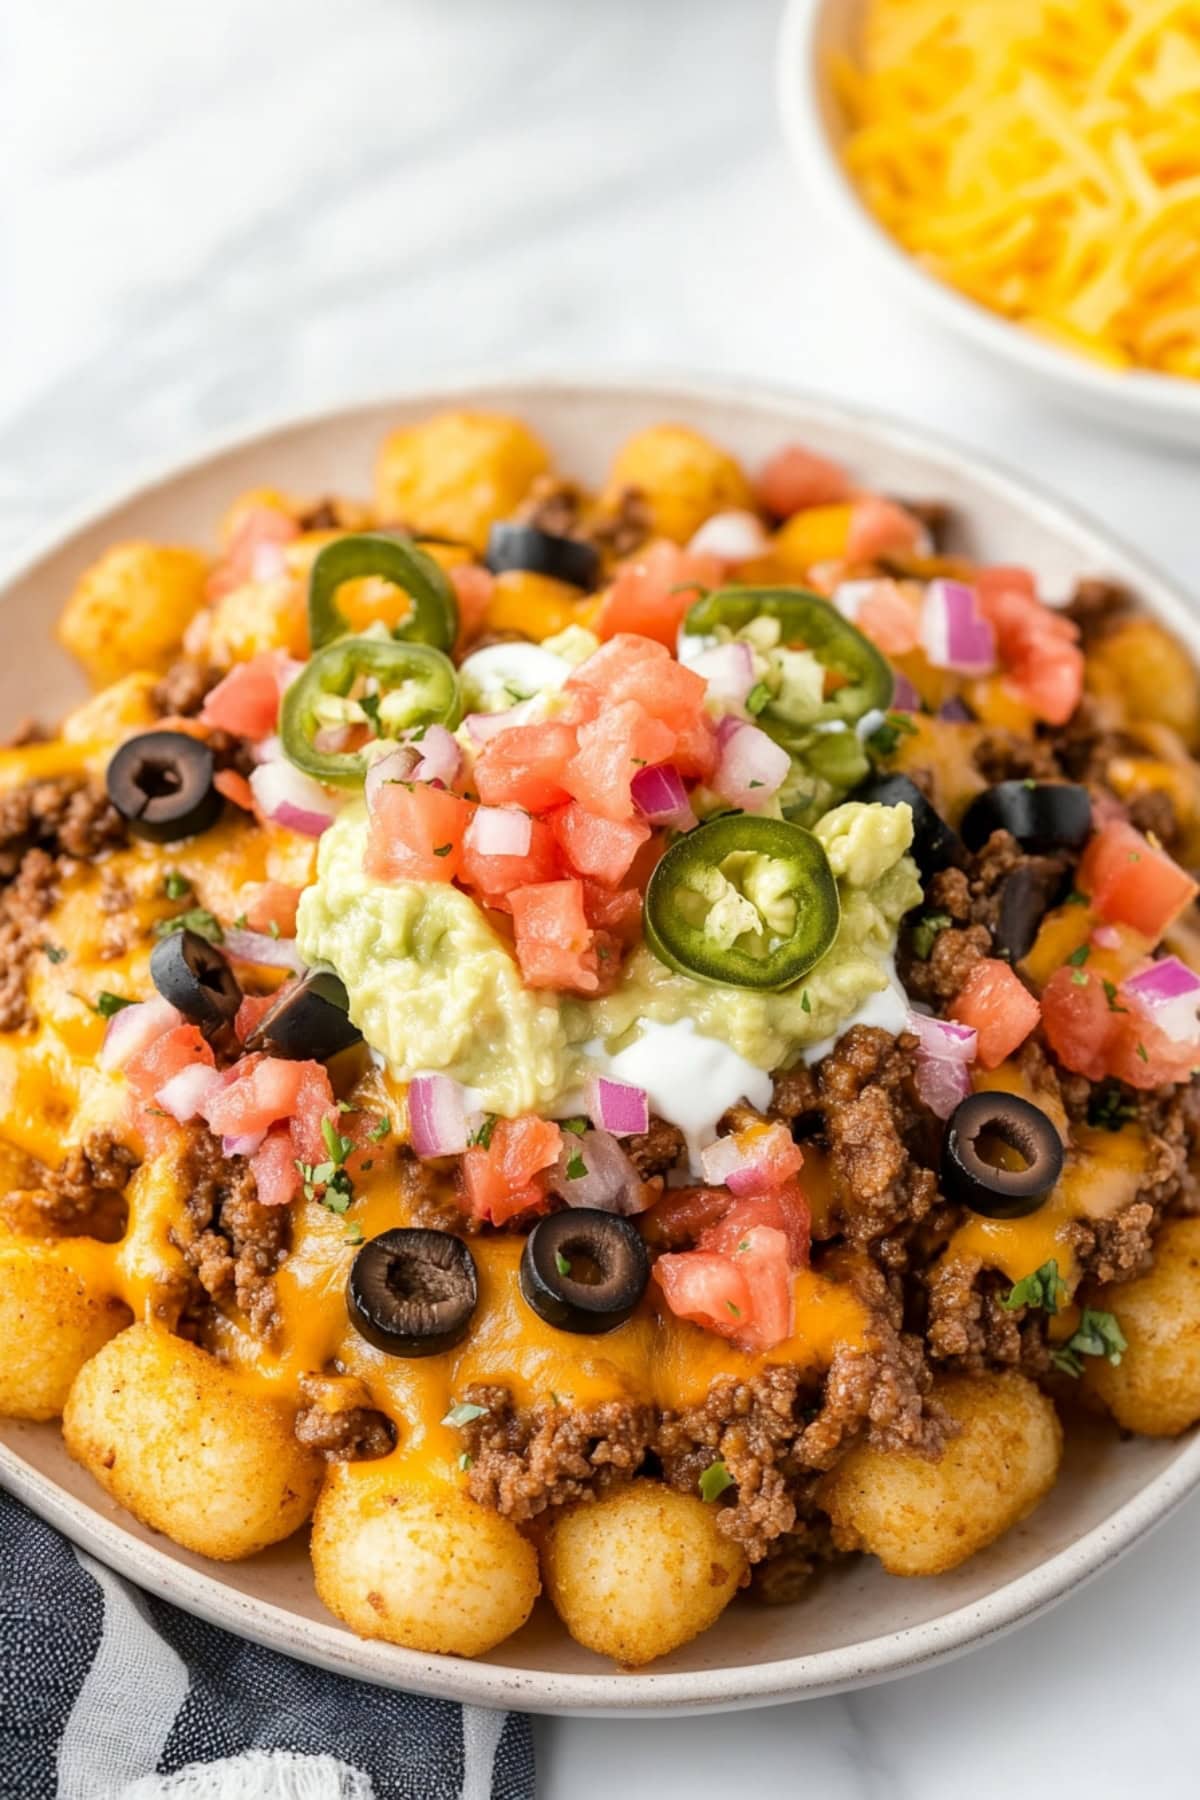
top-left (2, 371), bottom-right (1200, 1716)
top-left (777, 0), bottom-right (1200, 450)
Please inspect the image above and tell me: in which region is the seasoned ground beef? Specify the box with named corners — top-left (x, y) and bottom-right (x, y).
top-left (0, 849), bottom-right (60, 1031)
top-left (396, 1145), bottom-right (477, 1233)
top-left (748, 1505), bottom-right (840, 1604)
top-left (971, 731), bottom-right (1062, 785)
top-left (625, 1115), bottom-right (687, 1180)
top-left (516, 476), bottom-right (652, 562)
top-left (807, 1026), bottom-right (939, 1250)
top-left (294, 1372), bottom-right (395, 1461)
top-left (461, 1384), bottom-right (653, 1522)
top-left (1065, 576), bottom-right (1134, 643)
top-left (172, 1130), bottom-right (288, 1340)
top-left (38, 1130), bottom-right (139, 1240)
top-left (150, 658), bottom-right (221, 718)
top-left (924, 1253), bottom-right (1052, 1377)
top-left (0, 775), bottom-right (126, 880)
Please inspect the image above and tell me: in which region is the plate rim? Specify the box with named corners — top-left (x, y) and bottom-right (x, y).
top-left (3, 365), bottom-right (1200, 1716)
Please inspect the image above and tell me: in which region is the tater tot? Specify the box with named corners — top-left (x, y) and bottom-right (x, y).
top-left (819, 1372), bottom-right (1062, 1577)
top-left (0, 1241), bottom-right (131, 1420)
top-left (374, 411), bottom-right (550, 552)
top-left (311, 1463), bottom-right (540, 1657)
top-left (62, 1323), bottom-right (322, 1559)
top-left (541, 1479), bottom-right (746, 1667)
top-left (58, 543), bottom-right (210, 686)
top-left (1084, 1218), bottom-right (1200, 1436)
top-left (604, 424), bottom-right (754, 543)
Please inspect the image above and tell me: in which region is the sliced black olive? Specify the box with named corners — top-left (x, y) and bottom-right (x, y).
top-left (519, 1209), bottom-right (649, 1335)
top-left (942, 1091), bottom-right (1064, 1220)
top-left (960, 782), bottom-right (1092, 855)
top-left (106, 730), bottom-right (222, 842)
top-left (347, 1228), bottom-right (478, 1357)
top-left (244, 967), bottom-right (362, 1061)
top-left (485, 521), bottom-right (601, 592)
top-left (992, 861), bottom-right (1070, 963)
top-left (149, 928), bottom-right (242, 1033)
top-left (856, 773), bottom-right (964, 876)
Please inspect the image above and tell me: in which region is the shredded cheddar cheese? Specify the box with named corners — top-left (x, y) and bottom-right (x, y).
top-left (836, 0), bottom-right (1200, 379)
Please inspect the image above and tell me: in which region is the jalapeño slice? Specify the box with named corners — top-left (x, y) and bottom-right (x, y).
top-left (281, 636), bottom-right (461, 786)
top-left (685, 585), bottom-right (893, 726)
top-left (308, 532), bottom-right (459, 653)
top-left (644, 815), bottom-right (840, 991)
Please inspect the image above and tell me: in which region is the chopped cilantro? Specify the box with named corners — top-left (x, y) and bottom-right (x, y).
top-left (94, 991), bottom-right (134, 1018)
top-left (800, 989), bottom-right (811, 1014)
top-left (911, 911), bottom-right (952, 960)
top-left (549, 1391), bottom-right (565, 1408)
top-left (555, 1250), bottom-right (572, 1277)
top-left (1066, 944), bottom-right (1089, 967)
top-left (155, 907), bottom-right (223, 945)
top-left (233, 912), bottom-right (248, 929)
top-left (359, 692), bottom-right (383, 735)
top-left (1087, 1086), bottom-right (1137, 1132)
top-left (344, 1221), bottom-right (364, 1245)
top-left (725, 1300), bottom-right (741, 1317)
top-left (565, 1149), bottom-right (587, 1180)
top-left (698, 1460), bottom-right (735, 1503)
top-left (442, 1401), bottom-right (487, 1428)
top-left (1136, 1041), bottom-right (1149, 1062)
top-left (369, 1114), bottom-right (391, 1142)
top-left (1102, 980), bottom-right (1127, 1013)
top-left (745, 681), bottom-right (771, 717)
top-left (866, 712), bottom-right (918, 760)
top-left (748, 779), bottom-right (764, 790)
top-left (470, 1113), bottom-right (497, 1149)
top-left (560, 1117), bottom-right (587, 1136)
top-left (1071, 969), bottom-right (1089, 987)
top-left (337, 1098), bottom-right (355, 1113)
top-left (1064, 889), bottom-right (1088, 906)
top-left (458, 1452), bottom-right (473, 1472)
top-left (163, 870), bottom-right (192, 900)
top-left (1051, 1308), bottom-right (1127, 1379)
top-left (321, 1116), bottom-right (355, 1165)
top-left (432, 843), bottom-right (453, 858)
top-left (41, 942), bottom-right (67, 964)
top-left (1001, 1259), bottom-right (1066, 1315)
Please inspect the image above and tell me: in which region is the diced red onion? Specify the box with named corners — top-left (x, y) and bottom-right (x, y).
top-left (411, 724), bottom-right (462, 786)
top-left (364, 746), bottom-right (421, 812)
top-left (1091, 924), bottom-right (1121, 950)
top-left (687, 510), bottom-right (769, 564)
top-left (250, 540), bottom-right (289, 583)
top-left (890, 672), bottom-right (922, 713)
top-left (223, 1130), bottom-right (266, 1157)
top-left (313, 724), bottom-right (352, 754)
top-left (223, 927), bottom-right (307, 972)
top-left (465, 708), bottom-right (522, 744)
top-left (714, 713), bottom-right (744, 749)
top-left (100, 996), bottom-right (182, 1073)
top-left (249, 760), bottom-right (336, 838)
top-left (585, 1076), bottom-right (649, 1137)
top-left (408, 1074), bottom-right (469, 1157)
top-left (907, 1011), bottom-right (977, 1119)
top-left (251, 733), bottom-right (283, 765)
top-left (549, 1128), bottom-right (652, 1214)
top-left (937, 695), bottom-right (974, 722)
top-left (920, 580), bottom-right (996, 676)
top-left (687, 641), bottom-right (756, 707)
top-left (466, 805), bottom-right (532, 858)
top-left (156, 1062), bottom-right (225, 1123)
top-left (713, 722), bottom-right (790, 809)
top-left (631, 762), bottom-right (690, 824)
top-left (832, 580), bottom-right (879, 623)
top-left (1123, 957), bottom-right (1200, 1043)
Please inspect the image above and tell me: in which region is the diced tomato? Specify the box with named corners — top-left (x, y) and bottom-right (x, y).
top-left (200, 652), bottom-right (284, 739)
top-left (723, 1225), bottom-right (795, 1352)
top-left (854, 580), bottom-right (922, 656)
top-left (474, 721), bottom-right (577, 813)
top-left (450, 562), bottom-right (495, 651)
top-left (568, 634), bottom-right (707, 734)
top-left (203, 1055), bottom-right (308, 1137)
top-left (1079, 820), bottom-right (1198, 941)
top-left (976, 569), bottom-right (1084, 726)
top-left (365, 783), bottom-right (473, 883)
top-left (699, 1183), bottom-right (811, 1267)
top-left (461, 1115), bottom-right (562, 1225)
top-left (244, 881), bottom-right (302, 938)
top-left (510, 879), bottom-right (600, 994)
top-left (287, 1061), bottom-right (340, 1164)
top-left (1041, 965), bottom-right (1198, 1089)
top-left (581, 881), bottom-right (644, 947)
top-left (251, 1126), bottom-right (303, 1207)
top-left (563, 701), bottom-right (675, 822)
top-left (757, 445), bottom-right (852, 518)
top-left (950, 959), bottom-right (1041, 1068)
top-left (214, 768), bottom-right (255, 812)
top-left (460, 812), bottom-right (560, 909)
top-left (595, 542), bottom-right (723, 649)
top-left (653, 1249), bottom-right (752, 1342)
top-left (724, 1122), bottom-right (806, 1197)
top-left (124, 1025), bottom-right (215, 1103)
top-left (550, 803), bottom-right (650, 886)
top-left (668, 715), bottom-right (718, 782)
top-left (234, 992), bottom-right (276, 1045)
top-left (846, 497), bottom-right (924, 562)
top-left (207, 505), bottom-right (298, 602)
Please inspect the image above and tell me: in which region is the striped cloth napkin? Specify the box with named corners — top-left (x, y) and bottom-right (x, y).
top-left (0, 1488), bottom-right (534, 1800)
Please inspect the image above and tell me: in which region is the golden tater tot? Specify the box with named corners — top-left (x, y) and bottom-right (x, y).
top-left (819, 1372), bottom-right (1062, 1577)
top-left (541, 1480), bottom-right (746, 1667)
top-left (0, 1242), bottom-right (131, 1420)
top-left (604, 424), bottom-right (753, 543)
top-left (1086, 617), bottom-right (1200, 750)
top-left (311, 1464), bottom-right (540, 1657)
top-left (63, 1324), bottom-right (321, 1559)
top-left (58, 543), bottom-right (209, 687)
top-left (1084, 1218), bottom-right (1200, 1436)
top-left (189, 576), bottom-right (309, 667)
top-left (374, 411), bottom-right (549, 553)
top-left (59, 672), bottom-right (160, 745)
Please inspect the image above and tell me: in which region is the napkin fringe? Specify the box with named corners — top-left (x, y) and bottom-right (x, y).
top-left (117, 1750), bottom-right (376, 1799)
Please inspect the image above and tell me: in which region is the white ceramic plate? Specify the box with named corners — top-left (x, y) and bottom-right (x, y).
top-left (777, 0), bottom-right (1200, 449)
top-left (2, 373), bottom-right (1200, 1717)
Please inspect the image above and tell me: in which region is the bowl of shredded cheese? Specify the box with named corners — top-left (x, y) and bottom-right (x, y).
top-left (779, 0), bottom-right (1200, 446)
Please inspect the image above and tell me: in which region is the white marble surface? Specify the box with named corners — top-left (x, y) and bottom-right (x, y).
top-left (3, 0), bottom-right (1199, 1793)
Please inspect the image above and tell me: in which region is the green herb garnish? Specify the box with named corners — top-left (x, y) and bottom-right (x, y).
top-left (94, 991), bottom-right (135, 1018)
top-left (163, 870), bottom-right (192, 900)
top-left (1001, 1259), bottom-right (1066, 1315)
top-left (1067, 943), bottom-right (1089, 968)
top-left (745, 681), bottom-right (771, 717)
top-left (698, 1460), bottom-right (735, 1503)
top-left (911, 911), bottom-right (952, 960)
top-left (555, 1250), bottom-right (572, 1277)
top-left (41, 942), bottom-right (67, 964)
top-left (442, 1401), bottom-right (487, 1428)
top-left (1051, 1308), bottom-right (1127, 1378)
top-left (866, 712), bottom-right (918, 760)
top-left (565, 1150), bottom-right (587, 1180)
top-left (155, 907), bottom-right (223, 945)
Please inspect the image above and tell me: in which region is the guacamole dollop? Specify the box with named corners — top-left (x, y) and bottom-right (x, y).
top-left (296, 801), bottom-right (920, 1115)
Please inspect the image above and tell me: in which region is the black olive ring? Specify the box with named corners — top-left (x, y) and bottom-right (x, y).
top-left (106, 730), bottom-right (222, 843)
top-left (149, 928), bottom-right (243, 1034)
top-left (244, 967), bottom-right (362, 1062)
top-left (960, 781), bottom-right (1093, 856)
top-left (485, 521), bottom-right (601, 593)
top-left (942, 1091), bottom-right (1064, 1220)
top-left (347, 1228), bottom-right (478, 1358)
top-left (519, 1209), bottom-right (649, 1336)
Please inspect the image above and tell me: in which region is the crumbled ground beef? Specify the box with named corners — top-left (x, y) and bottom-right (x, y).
top-left (0, 849), bottom-right (59, 1030)
top-left (924, 1253), bottom-right (1052, 1376)
top-left (36, 1130), bottom-right (139, 1240)
top-left (971, 731), bottom-right (1062, 785)
top-left (171, 1129), bottom-right (288, 1340)
top-left (293, 1372), bottom-right (395, 1461)
top-left (0, 775), bottom-right (126, 880)
top-left (625, 1115), bottom-right (687, 1180)
top-left (1065, 576), bottom-right (1134, 643)
top-left (150, 658), bottom-right (221, 718)
top-left (899, 498), bottom-right (953, 550)
top-left (516, 476), bottom-right (652, 563)
top-left (461, 1384), bottom-right (653, 1522)
top-left (747, 1504), bottom-right (840, 1604)
top-left (397, 1145), bottom-right (477, 1233)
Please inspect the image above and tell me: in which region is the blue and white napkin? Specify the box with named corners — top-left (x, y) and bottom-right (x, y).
top-left (0, 1488), bottom-right (534, 1800)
